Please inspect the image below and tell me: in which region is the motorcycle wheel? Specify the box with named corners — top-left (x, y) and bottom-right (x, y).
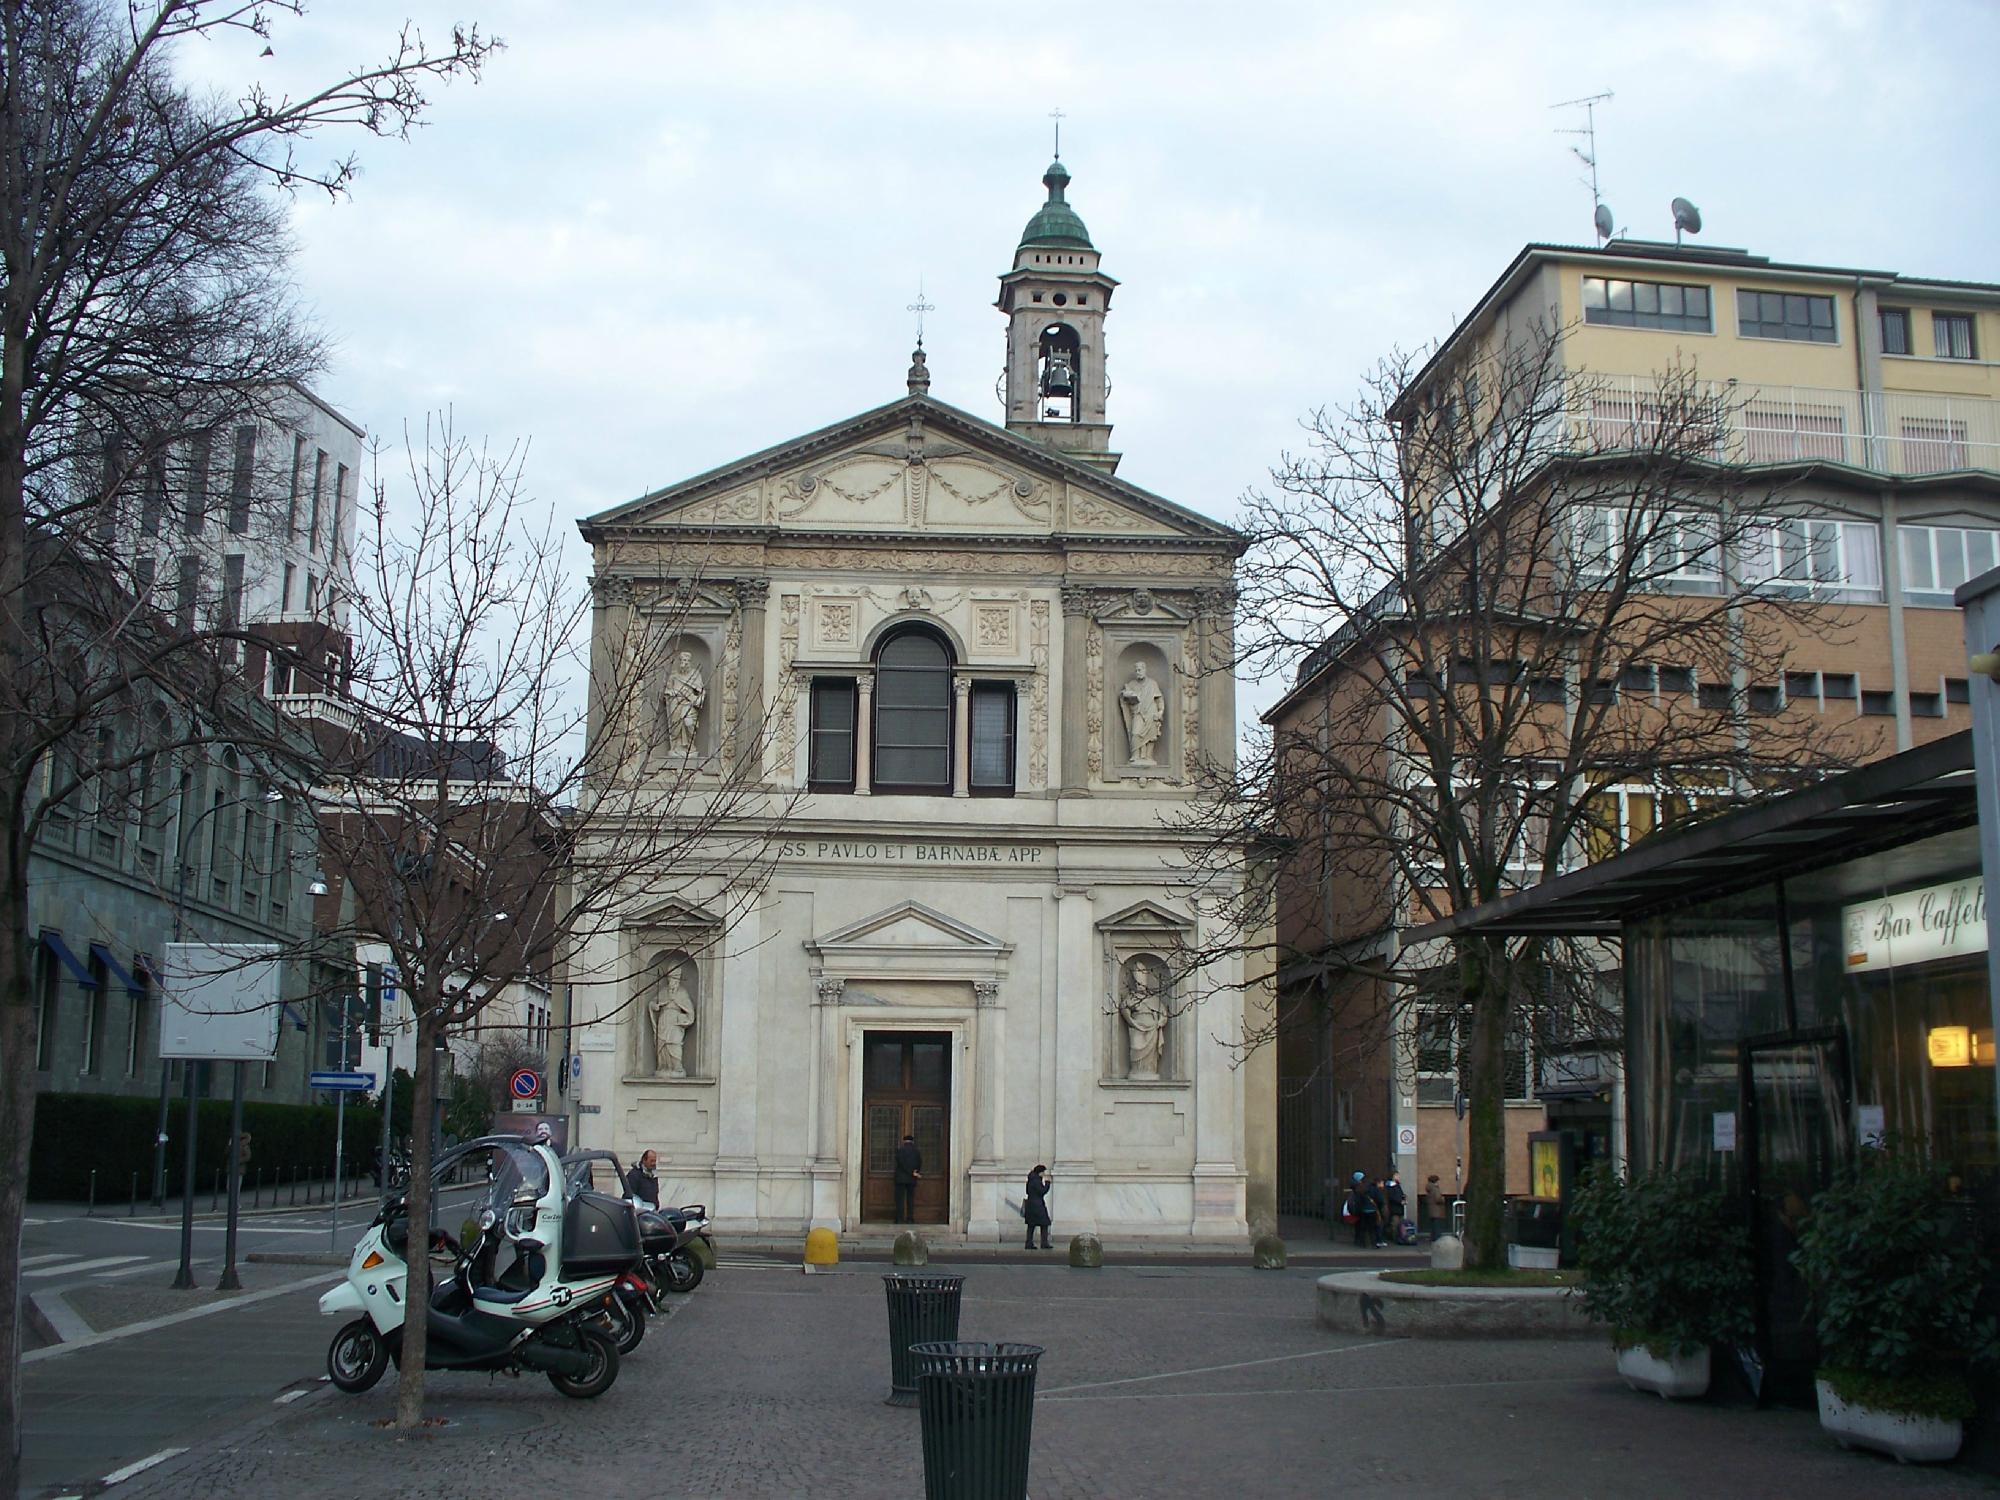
top-left (608, 1293), bottom-right (646, 1354)
top-left (327, 1319), bottom-right (389, 1393)
top-left (548, 1325), bottom-right (620, 1399)
top-left (666, 1250), bottom-right (703, 1292)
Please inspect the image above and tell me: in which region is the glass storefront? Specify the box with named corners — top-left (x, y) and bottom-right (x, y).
top-left (1623, 825), bottom-right (1993, 1397)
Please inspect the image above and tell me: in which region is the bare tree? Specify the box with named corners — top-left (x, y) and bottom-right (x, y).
top-left (0, 5), bottom-right (495, 1482)
top-left (288, 417), bottom-right (784, 1426)
top-left (1183, 324), bottom-right (1872, 1269)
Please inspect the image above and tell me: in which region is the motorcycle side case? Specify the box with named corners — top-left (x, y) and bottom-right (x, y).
top-left (562, 1191), bottom-right (641, 1276)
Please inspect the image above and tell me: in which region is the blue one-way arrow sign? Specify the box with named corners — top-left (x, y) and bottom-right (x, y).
top-left (309, 1070), bottom-right (376, 1092)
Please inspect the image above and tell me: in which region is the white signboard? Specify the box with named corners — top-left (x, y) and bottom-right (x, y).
top-left (1843, 878), bottom-right (1987, 973)
top-left (1712, 1112), bottom-right (1737, 1152)
top-left (160, 943), bottom-right (281, 1061)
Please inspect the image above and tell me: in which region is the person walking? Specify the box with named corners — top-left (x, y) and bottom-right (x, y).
top-left (1348, 1170), bottom-right (1375, 1248)
top-left (1422, 1175), bottom-right (1448, 1240)
top-left (893, 1133), bottom-right (923, 1224)
top-left (626, 1149), bottom-right (661, 1210)
top-left (1023, 1164), bottom-right (1053, 1250)
top-left (1384, 1173), bottom-right (1407, 1243)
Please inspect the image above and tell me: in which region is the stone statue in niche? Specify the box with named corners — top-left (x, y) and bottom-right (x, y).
top-left (648, 960), bottom-right (696, 1077)
top-left (660, 650), bottom-right (707, 756)
top-left (1118, 660), bottom-right (1165, 768)
top-left (1121, 957), bottom-right (1167, 1080)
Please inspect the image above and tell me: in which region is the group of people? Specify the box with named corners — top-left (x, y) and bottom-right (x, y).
top-left (1342, 1170), bottom-right (1455, 1247)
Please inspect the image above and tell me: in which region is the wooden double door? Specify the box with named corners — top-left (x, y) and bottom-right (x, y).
top-left (861, 1032), bottom-right (950, 1224)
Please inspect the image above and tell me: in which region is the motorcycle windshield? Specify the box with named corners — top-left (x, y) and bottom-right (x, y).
top-left (430, 1136), bottom-right (551, 1219)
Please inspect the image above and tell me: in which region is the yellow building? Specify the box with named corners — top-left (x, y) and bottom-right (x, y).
top-left (1269, 238), bottom-right (2000, 1221)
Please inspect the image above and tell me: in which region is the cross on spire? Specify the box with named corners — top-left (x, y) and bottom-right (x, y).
top-left (1049, 106), bottom-right (1065, 158)
top-left (908, 280), bottom-right (935, 347)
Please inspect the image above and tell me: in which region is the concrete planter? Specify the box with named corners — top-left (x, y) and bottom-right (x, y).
top-left (1816, 1379), bottom-right (1963, 1464)
top-left (1616, 1343), bottom-right (1709, 1399)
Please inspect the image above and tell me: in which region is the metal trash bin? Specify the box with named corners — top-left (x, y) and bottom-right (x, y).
top-left (911, 1340), bottom-right (1043, 1500)
top-left (882, 1274), bottom-right (965, 1406)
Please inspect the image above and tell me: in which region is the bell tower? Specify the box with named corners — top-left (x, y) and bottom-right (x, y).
top-left (997, 157), bottom-right (1120, 472)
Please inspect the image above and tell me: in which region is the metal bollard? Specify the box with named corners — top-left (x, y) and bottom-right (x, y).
top-left (87, 1170), bottom-right (96, 1217)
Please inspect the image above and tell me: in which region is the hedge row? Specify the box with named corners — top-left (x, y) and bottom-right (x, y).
top-left (30, 1091), bottom-right (384, 1201)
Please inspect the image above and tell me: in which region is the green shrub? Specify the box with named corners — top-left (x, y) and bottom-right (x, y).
top-left (1791, 1148), bottom-right (1997, 1416)
top-left (29, 1090), bottom-right (381, 1200)
top-left (1568, 1168), bottom-right (1753, 1357)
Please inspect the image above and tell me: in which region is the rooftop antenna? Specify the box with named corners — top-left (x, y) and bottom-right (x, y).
top-left (1553, 91), bottom-right (1616, 241)
top-left (1049, 106), bottom-right (1065, 158)
top-left (907, 279), bottom-right (935, 348)
top-left (1670, 196), bottom-right (1703, 246)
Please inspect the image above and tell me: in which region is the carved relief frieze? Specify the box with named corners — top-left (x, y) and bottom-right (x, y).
top-left (776, 594), bottom-right (801, 777)
top-left (1028, 599), bottom-right (1050, 788)
top-left (1066, 551), bottom-right (1234, 578)
top-left (1085, 622), bottom-right (1105, 780)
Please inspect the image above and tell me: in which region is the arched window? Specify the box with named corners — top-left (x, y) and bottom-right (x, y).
top-left (873, 627), bottom-right (953, 793)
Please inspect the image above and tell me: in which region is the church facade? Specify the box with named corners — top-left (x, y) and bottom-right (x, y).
top-left (569, 160), bottom-right (1273, 1240)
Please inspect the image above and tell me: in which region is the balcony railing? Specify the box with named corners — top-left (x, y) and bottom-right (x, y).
top-left (1583, 378), bottom-right (2000, 477)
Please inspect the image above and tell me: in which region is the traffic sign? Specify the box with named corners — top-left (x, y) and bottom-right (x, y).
top-left (310, 1070), bottom-right (376, 1092)
top-left (508, 1067), bottom-right (543, 1101)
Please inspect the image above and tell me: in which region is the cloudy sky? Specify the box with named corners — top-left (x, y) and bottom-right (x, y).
top-left (184, 0), bottom-right (1997, 687)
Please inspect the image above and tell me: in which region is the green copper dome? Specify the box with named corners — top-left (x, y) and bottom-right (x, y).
top-left (1018, 158), bottom-right (1094, 250)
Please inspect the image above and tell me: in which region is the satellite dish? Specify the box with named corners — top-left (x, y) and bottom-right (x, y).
top-left (1671, 197), bottom-right (1702, 241)
top-left (1593, 202), bottom-right (1615, 241)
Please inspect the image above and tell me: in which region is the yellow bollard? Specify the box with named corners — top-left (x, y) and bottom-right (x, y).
top-left (804, 1225), bottom-right (839, 1274)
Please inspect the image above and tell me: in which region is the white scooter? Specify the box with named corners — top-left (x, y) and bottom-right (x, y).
top-left (319, 1135), bottom-right (628, 1399)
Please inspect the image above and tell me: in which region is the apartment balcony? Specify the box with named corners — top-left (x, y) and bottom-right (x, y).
top-left (1585, 378), bottom-right (2000, 478)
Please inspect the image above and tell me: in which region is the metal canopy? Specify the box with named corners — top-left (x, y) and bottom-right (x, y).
top-left (1408, 733), bottom-right (1979, 941)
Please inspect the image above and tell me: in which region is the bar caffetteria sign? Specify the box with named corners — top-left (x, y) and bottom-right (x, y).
top-left (1843, 877), bottom-right (1987, 972)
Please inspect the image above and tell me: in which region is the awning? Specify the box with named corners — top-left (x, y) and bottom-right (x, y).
top-left (39, 931), bottom-right (96, 988)
top-left (89, 943), bottom-right (144, 997)
top-left (1407, 732), bottom-right (1978, 942)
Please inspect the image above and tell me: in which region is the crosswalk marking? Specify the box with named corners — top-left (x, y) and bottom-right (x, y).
top-left (24, 1255), bottom-right (146, 1279)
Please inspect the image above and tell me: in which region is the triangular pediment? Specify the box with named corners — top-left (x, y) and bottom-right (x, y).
top-left (579, 394), bottom-right (1239, 547)
top-left (808, 900), bottom-right (1009, 956)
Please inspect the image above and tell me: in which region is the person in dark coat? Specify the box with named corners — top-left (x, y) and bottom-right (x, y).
top-left (1024, 1165), bottom-right (1053, 1249)
top-left (1348, 1170), bottom-right (1374, 1248)
top-left (894, 1134), bottom-right (923, 1224)
top-left (626, 1149), bottom-right (661, 1210)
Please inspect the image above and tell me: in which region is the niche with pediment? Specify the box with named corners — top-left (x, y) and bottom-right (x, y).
top-left (1097, 900), bottom-right (1194, 1084)
top-left (627, 907), bottom-right (721, 1083)
top-left (1094, 591), bottom-right (1191, 783)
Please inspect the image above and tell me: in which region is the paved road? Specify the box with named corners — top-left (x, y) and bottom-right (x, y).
top-left (62, 1262), bottom-right (1994, 1500)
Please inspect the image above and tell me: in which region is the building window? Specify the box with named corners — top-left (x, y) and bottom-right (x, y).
top-left (872, 627), bottom-right (953, 793)
top-left (126, 970), bottom-right (147, 1076)
top-left (1737, 289), bottom-right (1837, 343)
top-left (226, 425), bottom-right (255, 534)
top-left (1880, 308), bottom-right (1911, 356)
top-left (1933, 312), bottom-right (1977, 361)
top-left (1581, 277), bottom-right (1712, 332)
top-left (1899, 524), bottom-right (2000, 604)
top-left (969, 683), bottom-right (1016, 794)
top-left (1739, 516), bottom-right (1882, 599)
top-left (807, 678), bottom-right (858, 791)
top-left (33, 944), bottom-right (57, 1072)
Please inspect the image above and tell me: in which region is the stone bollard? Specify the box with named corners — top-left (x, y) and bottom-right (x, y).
top-left (1430, 1233), bottom-right (1465, 1270)
top-left (804, 1225), bottom-right (840, 1275)
top-left (1252, 1232), bottom-right (1288, 1270)
top-left (1067, 1232), bottom-right (1102, 1269)
top-left (892, 1230), bottom-right (929, 1267)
